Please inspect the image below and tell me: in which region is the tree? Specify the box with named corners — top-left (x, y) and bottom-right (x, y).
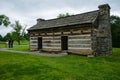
top-left (23, 32), bottom-right (29, 41)
top-left (3, 33), bottom-right (12, 41)
top-left (11, 21), bottom-right (22, 45)
top-left (57, 13), bottom-right (72, 18)
top-left (0, 34), bottom-right (3, 41)
top-left (0, 15), bottom-right (10, 27)
top-left (110, 15), bottom-right (120, 47)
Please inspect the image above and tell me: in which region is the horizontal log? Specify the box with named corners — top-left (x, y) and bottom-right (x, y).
top-left (43, 40), bottom-right (61, 43)
top-left (42, 48), bottom-right (61, 52)
top-left (63, 32), bottom-right (71, 35)
top-left (30, 41), bottom-right (38, 43)
top-left (68, 40), bottom-right (91, 44)
top-left (54, 32), bottom-right (61, 35)
top-left (68, 47), bottom-right (91, 50)
top-left (30, 47), bottom-right (38, 50)
top-left (69, 34), bottom-right (91, 37)
top-left (43, 43), bottom-right (61, 45)
top-left (30, 37), bottom-right (38, 40)
top-left (43, 44), bottom-right (61, 47)
top-left (30, 43), bottom-right (38, 46)
top-left (69, 36), bottom-right (91, 39)
top-left (68, 44), bottom-right (91, 47)
top-left (43, 46), bottom-right (61, 49)
top-left (30, 48), bottom-right (38, 51)
top-left (68, 39), bottom-right (91, 41)
top-left (47, 33), bottom-right (53, 35)
top-left (40, 33), bottom-right (46, 36)
top-left (68, 49), bottom-right (92, 55)
top-left (34, 33), bottom-right (39, 36)
top-left (83, 30), bottom-right (91, 33)
top-left (43, 37), bottom-right (61, 40)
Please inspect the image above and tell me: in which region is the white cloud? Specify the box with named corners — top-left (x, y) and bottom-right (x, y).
top-left (111, 11), bottom-right (120, 17)
top-left (0, 0), bottom-right (120, 36)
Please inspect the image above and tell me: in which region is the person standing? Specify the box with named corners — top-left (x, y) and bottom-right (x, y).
top-left (11, 39), bottom-right (13, 48)
top-left (8, 39), bottom-right (13, 48)
top-left (8, 39), bottom-right (11, 48)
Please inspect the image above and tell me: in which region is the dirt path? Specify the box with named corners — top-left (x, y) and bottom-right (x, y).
top-left (0, 48), bottom-right (67, 57)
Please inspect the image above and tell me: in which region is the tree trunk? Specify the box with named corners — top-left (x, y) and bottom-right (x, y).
top-left (18, 40), bottom-right (20, 45)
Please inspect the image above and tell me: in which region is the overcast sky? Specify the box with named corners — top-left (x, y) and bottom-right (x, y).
top-left (0, 0), bottom-right (120, 36)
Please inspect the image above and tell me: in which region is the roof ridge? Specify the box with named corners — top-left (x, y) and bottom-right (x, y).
top-left (28, 10), bottom-right (99, 31)
top-left (44, 10), bottom-right (99, 21)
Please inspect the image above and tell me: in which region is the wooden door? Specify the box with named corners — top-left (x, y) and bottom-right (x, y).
top-left (38, 37), bottom-right (42, 50)
top-left (61, 36), bottom-right (68, 50)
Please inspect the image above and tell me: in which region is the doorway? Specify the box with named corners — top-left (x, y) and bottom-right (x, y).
top-left (61, 36), bottom-right (68, 50)
top-left (38, 37), bottom-right (42, 50)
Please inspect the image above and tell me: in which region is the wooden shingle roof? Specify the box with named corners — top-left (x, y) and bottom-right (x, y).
top-left (28, 10), bottom-right (99, 31)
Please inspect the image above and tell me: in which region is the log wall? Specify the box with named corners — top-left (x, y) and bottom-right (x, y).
top-left (42, 36), bottom-right (61, 51)
top-left (29, 26), bottom-right (93, 55)
top-left (30, 37), bottom-right (38, 51)
top-left (68, 34), bottom-right (92, 55)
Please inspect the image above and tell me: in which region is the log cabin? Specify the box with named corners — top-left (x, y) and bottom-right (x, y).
top-left (28, 4), bottom-right (112, 56)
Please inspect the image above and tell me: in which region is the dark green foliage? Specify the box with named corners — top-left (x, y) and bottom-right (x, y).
top-left (110, 15), bottom-right (120, 47)
top-left (0, 48), bottom-right (120, 80)
top-left (23, 33), bottom-right (29, 41)
top-left (11, 21), bottom-right (23, 45)
top-left (57, 13), bottom-right (73, 18)
top-left (0, 34), bottom-right (3, 41)
top-left (3, 33), bottom-right (12, 41)
top-left (0, 15), bottom-right (10, 27)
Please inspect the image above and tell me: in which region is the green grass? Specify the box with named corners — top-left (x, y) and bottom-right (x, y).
top-left (13, 40), bottom-right (29, 45)
top-left (0, 41), bottom-right (7, 48)
top-left (0, 40), bottom-right (29, 52)
top-left (0, 43), bottom-right (7, 48)
top-left (8, 45), bottom-right (29, 52)
top-left (10, 40), bottom-right (29, 51)
top-left (0, 48), bottom-right (120, 80)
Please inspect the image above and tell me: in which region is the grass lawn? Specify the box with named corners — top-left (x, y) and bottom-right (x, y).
top-left (0, 48), bottom-right (120, 80)
top-left (10, 40), bottom-right (29, 51)
top-left (8, 45), bottom-right (29, 52)
top-left (0, 40), bottom-right (29, 52)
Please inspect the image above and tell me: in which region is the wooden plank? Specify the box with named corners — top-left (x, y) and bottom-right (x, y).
top-left (41, 33), bottom-right (46, 36)
top-left (43, 38), bottom-right (61, 40)
top-left (43, 36), bottom-right (61, 40)
top-left (43, 44), bottom-right (61, 47)
top-left (69, 34), bottom-right (91, 37)
top-left (47, 33), bottom-right (53, 35)
top-left (30, 43), bottom-right (38, 46)
top-left (30, 41), bottom-right (38, 43)
top-left (68, 47), bottom-right (91, 50)
top-left (42, 48), bottom-right (61, 52)
top-left (72, 30), bottom-right (81, 34)
top-left (43, 39), bottom-right (61, 43)
top-left (68, 39), bottom-right (91, 41)
top-left (43, 47), bottom-right (61, 49)
top-left (30, 37), bottom-right (38, 40)
top-left (68, 40), bottom-right (91, 44)
top-left (63, 31), bottom-right (71, 35)
top-left (68, 44), bottom-right (91, 47)
top-left (43, 40), bottom-right (60, 43)
top-left (83, 29), bottom-right (91, 33)
top-left (69, 36), bottom-right (91, 39)
top-left (68, 49), bottom-right (93, 55)
top-left (54, 32), bottom-right (61, 35)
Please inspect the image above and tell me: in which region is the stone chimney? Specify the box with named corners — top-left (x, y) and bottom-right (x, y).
top-left (96, 4), bottom-right (112, 55)
top-left (98, 4), bottom-right (110, 18)
top-left (98, 4), bottom-right (111, 37)
top-left (37, 18), bottom-right (45, 24)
